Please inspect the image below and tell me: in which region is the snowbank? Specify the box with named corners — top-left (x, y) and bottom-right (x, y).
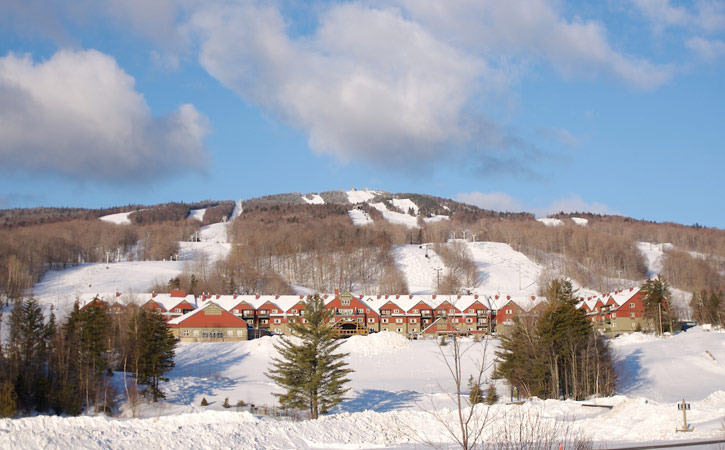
top-left (536, 217), bottom-right (564, 227)
top-left (342, 331), bottom-right (410, 356)
top-left (187, 208), bottom-right (206, 221)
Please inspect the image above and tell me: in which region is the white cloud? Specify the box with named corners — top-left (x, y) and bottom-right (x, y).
top-left (396, 0), bottom-right (672, 89)
top-left (632, 0), bottom-right (725, 33)
top-left (0, 49), bottom-right (209, 180)
top-left (538, 194), bottom-right (612, 216)
top-left (457, 191), bottom-right (611, 216)
top-left (686, 36), bottom-right (725, 60)
top-left (188, 2), bottom-right (485, 167)
top-left (456, 192), bottom-right (526, 212)
top-left (539, 127), bottom-right (580, 148)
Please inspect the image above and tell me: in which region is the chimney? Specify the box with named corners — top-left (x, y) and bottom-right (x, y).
top-left (409, 294), bottom-right (413, 299)
top-left (255, 294), bottom-right (260, 299)
top-left (377, 295), bottom-right (381, 299)
top-left (275, 295), bottom-right (280, 299)
top-left (457, 295), bottom-right (461, 299)
top-left (324, 294), bottom-right (328, 299)
top-left (116, 291), bottom-right (121, 297)
top-left (152, 291), bottom-right (157, 298)
top-left (299, 294), bottom-right (304, 299)
top-left (233, 294), bottom-right (237, 299)
top-left (432, 294), bottom-right (436, 299)
top-left (474, 295), bottom-right (478, 299)
top-left (385, 295), bottom-right (389, 299)
top-left (216, 294), bottom-right (220, 299)
top-left (531, 295), bottom-right (535, 300)
top-left (506, 295), bottom-right (510, 300)
top-left (360, 295), bottom-right (364, 299)
top-left (495, 295), bottom-right (499, 300)
top-left (630, 287), bottom-right (633, 291)
top-left (396, 294), bottom-right (399, 299)
top-left (335, 288), bottom-right (339, 296)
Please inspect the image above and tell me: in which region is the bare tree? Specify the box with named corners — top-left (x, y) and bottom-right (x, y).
top-left (421, 334), bottom-right (494, 450)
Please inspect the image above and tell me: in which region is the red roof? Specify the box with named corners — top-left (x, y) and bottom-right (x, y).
top-left (170, 289), bottom-right (187, 298)
top-left (172, 303), bottom-right (248, 328)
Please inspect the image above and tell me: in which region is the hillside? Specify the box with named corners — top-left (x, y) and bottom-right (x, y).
top-left (2, 189), bottom-right (724, 321)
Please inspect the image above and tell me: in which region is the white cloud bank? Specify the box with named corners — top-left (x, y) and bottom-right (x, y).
top-left (0, 49), bottom-right (209, 180)
top-left (183, 0), bottom-right (671, 170)
top-left (457, 191), bottom-right (611, 216)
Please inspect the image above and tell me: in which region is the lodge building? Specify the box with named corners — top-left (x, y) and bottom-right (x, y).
top-left (80, 285), bottom-right (653, 342)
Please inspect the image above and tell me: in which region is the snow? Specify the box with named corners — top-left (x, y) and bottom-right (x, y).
top-left (571, 217), bottom-right (588, 226)
top-left (391, 198), bottom-right (418, 215)
top-left (345, 188), bottom-right (381, 204)
top-left (301, 194), bottom-right (325, 204)
top-left (230, 199), bottom-right (243, 219)
top-left (393, 245), bottom-right (446, 294)
top-left (370, 202), bottom-right (420, 228)
top-left (467, 242), bottom-right (542, 296)
top-left (187, 208), bottom-right (206, 221)
top-left (4, 329), bottom-right (725, 448)
top-left (536, 217), bottom-right (564, 227)
top-left (636, 242), bottom-right (673, 276)
top-left (99, 211), bottom-right (134, 225)
top-left (348, 208), bottom-right (374, 226)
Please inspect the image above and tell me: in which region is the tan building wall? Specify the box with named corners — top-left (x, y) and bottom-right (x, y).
top-left (173, 326), bottom-right (248, 342)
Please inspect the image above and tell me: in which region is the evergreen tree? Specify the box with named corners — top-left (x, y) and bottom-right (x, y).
top-left (78, 301), bottom-right (111, 409)
top-left (642, 275), bottom-right (674, 334)
top-left (485, 383), bottom-right (499, 405)
top-left (468, 375), bottom-right (483, 404)
top-left (132, 309), bottom-right (177, 402)
top-left (267, 294), bottom-right (353, 419)
top-left (6, 298), bottom-right (54, 412)
top-left (496, 279), bottom-right (616, 400)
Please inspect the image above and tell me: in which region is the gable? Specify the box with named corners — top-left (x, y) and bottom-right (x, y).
top-left (177, 304), bottom-right (248, 328)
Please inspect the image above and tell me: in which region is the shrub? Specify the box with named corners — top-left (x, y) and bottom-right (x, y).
top-left (200, 397), bottom-right (208, 406)
top-left (223, 398), bottom-right (230, 408)
top-left (236, 400), bottom-right (245, 408)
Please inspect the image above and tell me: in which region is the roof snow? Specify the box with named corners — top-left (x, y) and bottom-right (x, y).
top-left (99, 211), bottom-right (134, 225)
top-left (187, 208), bottom-right (206, 221)
top-left (537, 217), bottom-right (564, 227)
top-left (301, 194), bottom-right (324, 204)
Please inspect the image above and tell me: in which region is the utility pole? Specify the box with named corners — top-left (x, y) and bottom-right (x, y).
top-left (658, 302), bottom-right (663, 336)
top-left (434, 267), bottom-right (443, 291)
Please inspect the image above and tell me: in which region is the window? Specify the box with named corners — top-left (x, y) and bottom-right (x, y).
top-left (193, 330), bottom-right (200, 337)
top-left (394, 309), bottom-right (400, 314)
top-left (202, 330), bottom-right (223, 339)
top-left (505, 309), bottom-right (513, 314)
top-left (341, 298), bottom-right (351, 306)
top-left (396, 328), bottom-right (403, 333)
top-left (468, 309), bottom-right (473, 313)
top-left (291, 309), bottom-right (297, 314)
top-left (629, 302), bottom-right (635, 308)
top-left (611, 313), bottom-right (617, 318)
top-left (338, 308), bottom-right (353, 315)
top-left (410, 318), bottom-right (417, 323)
top-left (330, 318), bottom-right (335, 322)
top-left (247, 319), bottom-right (253, 325)
top-left (233, 309), bottom-right (239, 314)
top-left (182, 330), bottom-right (190, 337)
top-left (261, 319), bottom-right (268, 324)
top-left (237, 329), bottom-right (244, 337)
top-left (412, 309), bottom-right (418, 313)
top-left (449, 308), bottom-right (455, 313)
top-left (366, 308), bottom-right (370, 313)
top-left (368, 318), bottom-right (375, 323)
top-left (396, 318), bottom-right (403, 323)
top-left (274, 318), bottom-right (281, 324)
top-left (630, 312), bottom-right (635, 318)
top-left (272, 309), bottom-right (278, 314)
top-left (466, 318), bottom-right (473, 323)
top-left (227, 330), bottom-right (234, 337)
top-left (174, 308), bottom-right (181, 313)
top-left (382, 318), bottom-right (389, 323)
top-left (452, 318), bottom-right (458, 323)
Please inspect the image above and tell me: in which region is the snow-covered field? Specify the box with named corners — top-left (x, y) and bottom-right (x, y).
top-left (2, 329), bottom-right (725, 449)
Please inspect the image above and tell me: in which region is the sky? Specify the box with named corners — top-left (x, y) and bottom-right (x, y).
top-left (0, 0), bottom-right (723, 227)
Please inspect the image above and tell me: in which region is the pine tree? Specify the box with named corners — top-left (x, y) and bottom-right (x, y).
top-left (642, 275), bottom-right (673, 334)
top-left (485, 383), bottom-right (499, 405)
top-left (468, 375), bottom-right (483, 404)
top-left (267, 294), bottom-right (353, 419)
top-left (132, 309), bottom-right (177, 402)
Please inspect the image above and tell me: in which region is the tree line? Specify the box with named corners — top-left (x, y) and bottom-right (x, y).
top-left (0, 298), bottom-right (176, 417)
top-left (495, 279), bottom-right (617, 400)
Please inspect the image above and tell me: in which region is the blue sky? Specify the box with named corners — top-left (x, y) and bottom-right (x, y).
top-left (0, 1), bottom-right (723, 227)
